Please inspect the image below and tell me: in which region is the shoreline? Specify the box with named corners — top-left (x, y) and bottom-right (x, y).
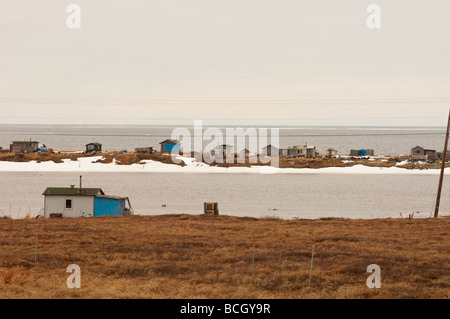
top-left (0, 155), bottom-right (449, 175)
top-left (2, 212), bottom-right (446, 221)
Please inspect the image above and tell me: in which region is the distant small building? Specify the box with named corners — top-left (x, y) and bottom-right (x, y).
top-left (325, 148), bottom-right (338, 158)
top-left (350, 149), bottom-right (359, 157)
top-left (238, 148), bottom-right (250, 158)
top-left (42, 185), bottom-right (133, 218)
top-left (411, 146), bottom-right (436, 162)
top-left (11, 141), bottom-right (40, 153)
top-left (279, 148), bottom-right (289, 157)
top-left (437, 150), bottom-right (450, 161)
top-left (350, 149), bottom-right (374, 157)
top-left (291, 144), bottom-right (318, 158)
top-left (361, 149), bottom-right (375, 156)
top-left (204, 202), bottom-right (219, 215)
top-left (159, 139), bottom-right (181, 153)
top-left (86, 142), bottom-right (102, 153)
top-left (287, 146), bottom-right (303, 157)
top-left (215, 144), bottom-right (234, 156)
top-left (261, 145), bottom-right (279, 156)
top-left (135, 147), bottom-right (154, 154)
top-left (275, 144), bottom-right (318, 158)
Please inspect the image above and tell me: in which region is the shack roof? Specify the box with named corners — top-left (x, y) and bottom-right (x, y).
top-left (216, 144), bottom-right (233, 149)
top-left (411, 146), bottom-right (436, 152)
top-left (86, 142), bottom-right (102, 146)
top-left (159, 139), bottom-right (179, 144)
top-left (42, 187), bottom-right (105, 196)
top-left (96, 195), bottom-right (129, 200)
top-left (294, 145), bottom-right (316, 150)
top-left (12, 141), bottom-right (39, 144)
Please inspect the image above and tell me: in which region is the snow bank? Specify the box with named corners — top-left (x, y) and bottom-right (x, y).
top-left (0, 156), bottom-right (448, 175)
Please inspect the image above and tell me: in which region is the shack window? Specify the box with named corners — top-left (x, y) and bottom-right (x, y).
top-left (65, 199), bottom-right (72, 209)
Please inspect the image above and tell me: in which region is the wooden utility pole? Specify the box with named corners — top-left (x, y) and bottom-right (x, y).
top-left (434, 109), bottom-right (450, 218)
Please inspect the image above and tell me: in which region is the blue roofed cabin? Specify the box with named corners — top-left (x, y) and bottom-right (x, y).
top-left (159, 139), bottom-right (181, 153)
top-left (42, 185), bottom-right (133, 218)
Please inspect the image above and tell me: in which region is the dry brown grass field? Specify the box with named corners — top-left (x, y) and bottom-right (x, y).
top-left (0, 214), bottom-right (448, 299)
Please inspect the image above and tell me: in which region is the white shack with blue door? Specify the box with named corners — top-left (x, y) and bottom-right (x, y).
top-left (42, 185), bottom-right (133, 218)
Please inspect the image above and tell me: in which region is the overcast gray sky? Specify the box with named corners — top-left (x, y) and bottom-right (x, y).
top-left (0, 0), bottom-right (449, 126)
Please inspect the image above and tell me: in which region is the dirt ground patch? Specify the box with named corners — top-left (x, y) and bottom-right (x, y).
top-left (0, 152), bottom-right (83, 164)
top-left (93, 152), bottom-right (186, 166)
